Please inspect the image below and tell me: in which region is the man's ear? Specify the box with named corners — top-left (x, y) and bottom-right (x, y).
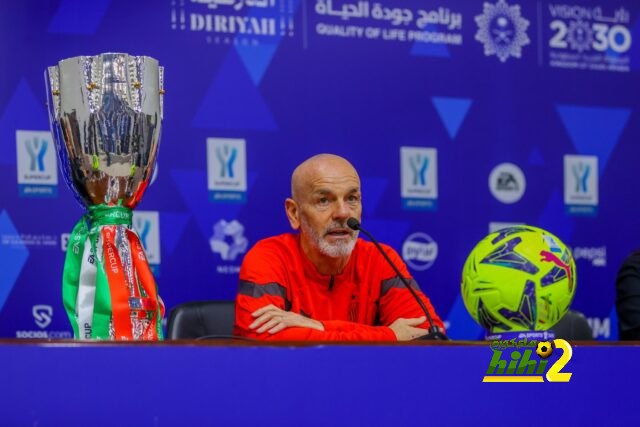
top-left (285, 198), bottom-right (300, 230)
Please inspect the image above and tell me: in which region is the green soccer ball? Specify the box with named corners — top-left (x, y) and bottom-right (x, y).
top-left (461, 225), bottom-right (576, 333)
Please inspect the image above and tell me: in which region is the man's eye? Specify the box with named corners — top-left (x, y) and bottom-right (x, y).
top-left (348, 195), bottom-right (360, 202)
top-left (318, 198), bottom-right (329, 204)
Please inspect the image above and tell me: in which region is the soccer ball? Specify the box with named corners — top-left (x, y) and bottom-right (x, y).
top-left (461, 225), bottom-right (576, 333)
top-left (536, 341), bottom-right (553, 359)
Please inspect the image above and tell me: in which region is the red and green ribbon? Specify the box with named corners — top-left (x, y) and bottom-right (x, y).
top-left (62, 205), bottom-right (163, 340)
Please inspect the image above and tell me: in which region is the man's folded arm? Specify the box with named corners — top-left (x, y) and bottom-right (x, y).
top-left (234, 291), bottom-right (396, 341)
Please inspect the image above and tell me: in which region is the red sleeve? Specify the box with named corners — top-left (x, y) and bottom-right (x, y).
top-left (233, 240), bottom-right (397, 341)
top-left (376, 244), bottom-right (445, 333)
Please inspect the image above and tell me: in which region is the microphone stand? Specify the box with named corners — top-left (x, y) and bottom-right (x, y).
top-left (347, 218), bottom-right (449, 341)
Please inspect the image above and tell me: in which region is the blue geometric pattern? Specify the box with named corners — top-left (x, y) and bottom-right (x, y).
top-left (47, 0), bottom-right (111, 35)
top-left (0, 79), bottom-right (49, 165)
top-left (431, 97), bottom-right (472, 139)
top-left (556, 104), bottom-right (631, 176)
top-left (445, 294), bottom-right (484, 340)
top-left (410, 24), bottom-right (451, 58)
top-left (0, 211), bottom-right (29, 312)
top-left (536, 189), bottom-right (575, 243)
top-left (192, 50), bottom-right (277, 131)
top-left (360, 177), bottom-right (389, 217)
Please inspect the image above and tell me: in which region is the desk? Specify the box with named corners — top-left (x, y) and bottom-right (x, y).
top-left (0, 340), bottom-right (636, 425)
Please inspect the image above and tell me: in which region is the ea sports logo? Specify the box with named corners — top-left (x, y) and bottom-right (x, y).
top-left (402, 233), bottom-right (438, 271)
top-left (489, 162), bottom-right (526, 204)
top-left (536, 341), bottom-right (553, 359)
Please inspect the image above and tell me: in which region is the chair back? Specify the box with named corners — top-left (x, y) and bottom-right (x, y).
top-left (167, 300), bottom-right (235, 339)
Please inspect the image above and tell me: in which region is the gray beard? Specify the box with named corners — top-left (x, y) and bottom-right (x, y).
top-left (300, 216), bottom-right (358, 258)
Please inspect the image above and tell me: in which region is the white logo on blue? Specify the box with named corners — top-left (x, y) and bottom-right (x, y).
top-left (475, 0), bottom-right (530, 62)
top-left (207, 138), bottom-right (247, 203)
top-left (564, 155), bottom-right (598, 216)
top-left (401, 147), bottom-right (438, 211)
top-left (210, 219), bottom-right (249, 262)
top-left (16, 130), bottom-right (58, 197)
top-left (402, 233), bottom-right (438, 271)
top-left (33, 305), bottom-right (53, 329)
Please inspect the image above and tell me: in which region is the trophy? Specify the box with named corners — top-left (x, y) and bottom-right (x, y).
top-left (46, 53), bottom-right (165, 340)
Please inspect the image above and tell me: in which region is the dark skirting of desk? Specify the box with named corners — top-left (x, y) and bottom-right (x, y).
top-left (0, 340), bottom-right (636, 425)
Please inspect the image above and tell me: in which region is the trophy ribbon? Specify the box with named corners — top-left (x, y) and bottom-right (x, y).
top-left (62, 205), bottom-right (164, 340)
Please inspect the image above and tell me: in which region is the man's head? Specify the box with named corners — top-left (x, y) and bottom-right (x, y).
top-left (285, 154), bottom-right (361, 260)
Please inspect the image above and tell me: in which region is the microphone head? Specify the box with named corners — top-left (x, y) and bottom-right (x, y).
top-left (347, 218), bottom-right (361, 231)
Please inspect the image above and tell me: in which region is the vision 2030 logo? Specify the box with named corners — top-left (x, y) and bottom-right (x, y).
top-left (483, 338), bottom-right (573, 382)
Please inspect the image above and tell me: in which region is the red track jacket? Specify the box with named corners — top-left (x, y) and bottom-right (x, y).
top-left (233, 233), bottom-right (444, 340)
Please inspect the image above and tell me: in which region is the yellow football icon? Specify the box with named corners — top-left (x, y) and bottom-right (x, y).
top-left (536, 341), bottom-right (553, 359)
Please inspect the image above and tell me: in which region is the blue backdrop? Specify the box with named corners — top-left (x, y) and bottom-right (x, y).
top-left (0, 0), bottom-right (638, 340)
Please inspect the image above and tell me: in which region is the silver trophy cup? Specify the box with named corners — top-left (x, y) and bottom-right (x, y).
top-left (46, 53), bottom-right (165, 340)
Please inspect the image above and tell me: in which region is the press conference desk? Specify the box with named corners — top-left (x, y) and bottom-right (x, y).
top-left (1, 339), bottom-right (637, 426)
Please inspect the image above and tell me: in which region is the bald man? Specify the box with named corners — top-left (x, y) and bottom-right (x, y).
top-left (233, 154), bottom-right (444, 341)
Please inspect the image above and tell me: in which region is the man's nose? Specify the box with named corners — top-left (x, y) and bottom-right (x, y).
top-left (333, 200), bottom-right (350, 220)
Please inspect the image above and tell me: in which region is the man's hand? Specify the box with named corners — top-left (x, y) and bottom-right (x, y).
top-left (249, 305), bottom-right (325, 334)
top-left (389, 316), bottom-right (428, 341)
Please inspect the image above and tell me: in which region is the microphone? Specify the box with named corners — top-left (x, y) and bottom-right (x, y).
top-left (347, 218), bottom-right (449, 341)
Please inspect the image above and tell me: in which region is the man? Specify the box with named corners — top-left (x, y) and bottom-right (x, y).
top-left (233, 154), bottom-right (444, 340)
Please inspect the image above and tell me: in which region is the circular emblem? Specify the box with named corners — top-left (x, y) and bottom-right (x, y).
top-left (536, 341), bottom-right (554, 359)
top-left (488, 162), bottom-right (526, 204)
top-left (402, 232), bottom-right (438, 271)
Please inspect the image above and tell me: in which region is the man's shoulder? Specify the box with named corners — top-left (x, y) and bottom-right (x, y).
top-left (240, 233), bottom-right (299, 281)
top-left (243, 233), bottom-right (299, 263)
top-left (250, 233), bottom-right (298, 252)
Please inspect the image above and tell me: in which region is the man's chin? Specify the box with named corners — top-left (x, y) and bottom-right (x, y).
top-left (319, 239), bottom-right (356, 258)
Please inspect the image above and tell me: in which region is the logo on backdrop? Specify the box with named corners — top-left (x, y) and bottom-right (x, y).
top-left (546, 4), bottom-right (632, 72)
top-left (475, 0), bottom-right (530, 62)
top-left (400, 147), bottom-right (438, 211)
top-left (171, 0), bottom-right (294, 46)
top-left (210, 219), bottom-right (248, 274)
top-left (488, 163), bottom-right (526, 204)
top-left (33, 305), bottom-right (53, 329)
top-left (16, 130), bottom-right (58, 197)
top-left (402, 232), bottom-right (438, 271)
top-left (133, 211), bottom-right (161, 274)
top-left (572, 246), bottom-right (606, 267)
top-left (207, 138), bottom-right (247, 203)
top-left (15, 305), bottom-right (72, 339)
top-left (564, 155), bottom-right (598, 216)
top-left (312, 1), bottom-right (463, 48)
